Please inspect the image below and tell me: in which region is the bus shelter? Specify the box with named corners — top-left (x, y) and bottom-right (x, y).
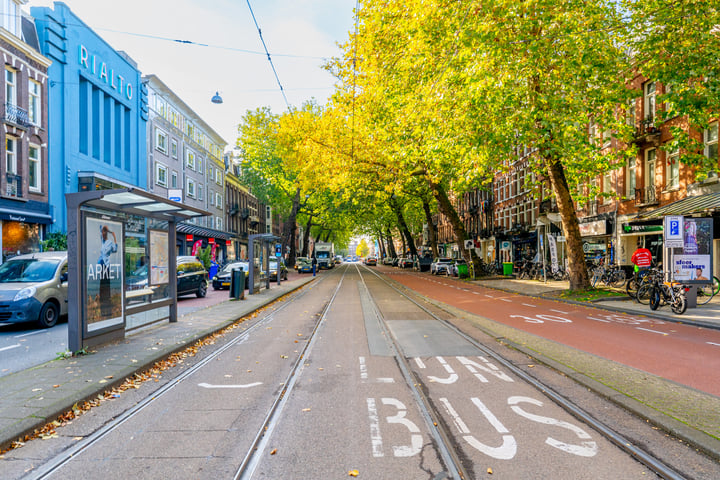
top-left (66, 188), bottom-right (210, 352)
top-left (248, 233), bottom-right (280, 294)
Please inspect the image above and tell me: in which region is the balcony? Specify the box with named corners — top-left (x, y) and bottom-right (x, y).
top-left (248, 215), bottom-right (260, 226)
top-left (5, 174), bottom-right (22, 199)
top-left (632, 116), bottom-right (661, 146)
top-left (229, 204), bottom-right (240, 216)
top-left (2, 103), bottom-right (31, 128)
top-left (635, 186), bottom-right (658, 206)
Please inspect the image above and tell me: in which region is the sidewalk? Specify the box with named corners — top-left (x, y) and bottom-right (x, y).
top-left (0, 276), bottom-right (315, 452)
top-left (473, 277), bottom-right (720, 330)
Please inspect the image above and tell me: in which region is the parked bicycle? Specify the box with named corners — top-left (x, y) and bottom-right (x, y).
top-left (692, 275), bottom-right (720, 305)
top-left (642, 270), bottom-right (687, 314)
top-left (590, 263), bottom-right (626, 288)
top-left (626, 266), bottom-right (655, 300)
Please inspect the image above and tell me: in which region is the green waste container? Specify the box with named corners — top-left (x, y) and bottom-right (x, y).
top-left (503, 262), bottom-right (513, 276)
top-left (457, 263), bottom-right (468, 278)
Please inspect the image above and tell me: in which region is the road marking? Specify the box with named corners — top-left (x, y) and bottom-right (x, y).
top-left (366, 398), bottom-right (384, 457)
top-left (635, 328), bottom-right (668, 336)
top-left (428, 356), bottom-right (458, 384)
top-left (472, 291), bottom-right (480, 295)
top-left (14, 331), bottom-right (44, 338)
top-left (414, 358), bottom-right (427, 369)
top-left (550, 309), bottom-right (569, 314)
top-left (197, 382), bottom-right (262, 389)
top-left (587, 316), bottom-right (610, 323)
top-left (500, 298), bottom-right (512, 303)
top-left (439, 397), bottom-right (470, 434)
top-left (359, 356), bottom-right (368, 380)
top-left (707, 342), bottom-right (720, 347)
top-left (0, 344), bottom-right (21, 352)
top-left (376, 377), bottom-right (395, 383)
top-left (484, 294), bottom-right (494, 298)
top-left (521, 303), bottom-right (536, 308)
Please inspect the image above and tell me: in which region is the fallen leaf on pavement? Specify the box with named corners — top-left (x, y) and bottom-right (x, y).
top-left (270, 448), bottom-right (277, 455)
top-left (487, 467), bottom-right (493, 474)
top-left (348, 470), bottom-right (359, 477)
top-left (302, 408), bottom-right (311, 412)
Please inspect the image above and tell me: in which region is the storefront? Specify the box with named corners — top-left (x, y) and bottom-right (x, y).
top-left (617, 220), bottom-right (664, 268)
top-left (176, 223), bottom-right (237, 264)
top-left (579, 217), bottom-right (615, 265)
top-left (0, 207), bottom-right (52, 260)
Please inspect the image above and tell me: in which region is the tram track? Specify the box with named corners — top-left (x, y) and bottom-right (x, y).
top-left (359, 264), bottom-right (688, 480)
top-left (26, 272), bottom-right (335, 480)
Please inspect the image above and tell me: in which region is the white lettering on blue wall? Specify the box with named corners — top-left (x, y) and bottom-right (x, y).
top-left (79, 45), bottom-right (134, 101)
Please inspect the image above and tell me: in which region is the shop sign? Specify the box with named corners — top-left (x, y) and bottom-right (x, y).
top-left (622, 223), bottom-right (663, 234)
top-left (583, 242), bottom-right (606, 253)
top-left (579, 219), bottom-right (608, 236)
top-left (501, 241), bottom-right (511, 250)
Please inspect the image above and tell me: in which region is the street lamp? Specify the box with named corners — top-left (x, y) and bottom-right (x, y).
top-left (211, 91), bottom-right (223, 104)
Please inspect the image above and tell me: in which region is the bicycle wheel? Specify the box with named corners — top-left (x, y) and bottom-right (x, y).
top-left (636, 284), bottom-right (653, 305)
top-left (696, 283), bottom-right (714, 305)
top-left (713, 276), bottom-right (720, 295)
top-left (626, 278), bottom-right (639, 299)
top-left (609, 270), bottom-right (626, 288)
top-left (649, 287), bottom-right (661, 310)
top-left (671, 293), bottom-right (687, 314)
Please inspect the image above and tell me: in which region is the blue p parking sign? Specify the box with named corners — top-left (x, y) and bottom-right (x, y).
top-left (275, 243), bottom-right (282, 257)
top-left (670, 219), bottom-right (679, 236)
top-left (664, 215), bottom-right (684, 248)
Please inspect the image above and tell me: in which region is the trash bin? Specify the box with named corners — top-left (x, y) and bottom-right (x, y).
top-left (230, 267), bottom-right (245, 299)
top-left (503, 262), bottom-right (513, 276)
top-left (457, 263), bottom-right (469, 278)
top-left (209, 261), bottom-right (218, 280)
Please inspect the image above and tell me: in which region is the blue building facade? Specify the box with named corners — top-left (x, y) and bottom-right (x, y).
top-left (32, 3), bottom-right (148, 233)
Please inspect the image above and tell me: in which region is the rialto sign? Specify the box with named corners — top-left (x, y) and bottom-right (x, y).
top-left (79, 45), bottom-right (133, 101)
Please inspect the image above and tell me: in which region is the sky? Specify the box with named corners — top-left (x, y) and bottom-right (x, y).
top-left (25, 0), bottom-right (356, 149)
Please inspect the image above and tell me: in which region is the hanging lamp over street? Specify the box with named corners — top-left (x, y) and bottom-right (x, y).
top-left (211, 91), bottom-right (223, 104)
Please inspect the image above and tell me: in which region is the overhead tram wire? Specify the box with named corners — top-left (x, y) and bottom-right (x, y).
top-left (245, 0), bottom-right (291, 111)
top-left (351, 0), bottom-right (359, 162)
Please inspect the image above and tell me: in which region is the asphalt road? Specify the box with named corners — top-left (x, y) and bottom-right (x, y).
top-left (8, 264), bottom-right (716, 479)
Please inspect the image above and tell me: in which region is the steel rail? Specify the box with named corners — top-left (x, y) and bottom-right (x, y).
top-left (361, 265), bottom-right (688, 480)
top-left (356, 264), bottom-right (467, 480)
top-left (27, 277), bottom-right (327, 480)
top-left (234, 266), bottom-right (348, 480)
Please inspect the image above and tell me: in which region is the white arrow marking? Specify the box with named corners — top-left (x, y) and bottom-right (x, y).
top-left (198, 382), bottom-right (262, 389)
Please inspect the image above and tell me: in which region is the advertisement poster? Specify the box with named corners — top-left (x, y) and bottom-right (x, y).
top-left (85, 216), bottom-right (124, 332)
top-left (149, 230), bottom-right (169, 285)
top-left (673, 218), bottom-right (712, 283)
top-left (548, 235), bottom-right (559, 273)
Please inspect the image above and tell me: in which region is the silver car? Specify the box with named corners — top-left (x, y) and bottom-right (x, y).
top-left (0, 251), bottom-right (68, 328)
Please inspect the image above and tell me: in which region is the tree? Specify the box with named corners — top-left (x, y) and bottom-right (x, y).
top-left (356, 238), bottom-right (370, 257)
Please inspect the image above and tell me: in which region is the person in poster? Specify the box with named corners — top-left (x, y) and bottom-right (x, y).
top-left (684, 220), bottom-right (698, 254)
top-left (98, 225), bottom-right (117, 315)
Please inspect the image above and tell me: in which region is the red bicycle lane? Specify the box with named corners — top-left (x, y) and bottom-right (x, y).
top-left (385, 270), bottom-right (720, 397)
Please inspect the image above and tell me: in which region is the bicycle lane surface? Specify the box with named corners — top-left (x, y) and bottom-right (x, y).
top-left (383, 271), bottom-right (720, 398)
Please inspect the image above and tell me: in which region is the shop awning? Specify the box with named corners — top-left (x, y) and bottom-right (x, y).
top-left (635, 192), bottom-right (720, 220)
top-left (0, 206), bottom-right (53, 224)
top-left (176, 222), bottom-right (237, 241)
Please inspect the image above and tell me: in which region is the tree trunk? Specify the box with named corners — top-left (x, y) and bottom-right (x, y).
top-left (283, 188), bottom-right (301, 268)
top-left (422, 199), bottom-right (439, 258)
top-left (428, 179), bottom-right (470, 264)
top-left (377, 231), bottom-right (387, 259)
top-left (301, 218), bottom-right (312, 257)
top-left (390, 197), bottom-right (418, 258)
top-left (386, 228), bottom-right (397, 258)
top-left (322, 230), bottom-right (332, 243)
top-left (544, 157), bottom-right (590, 290)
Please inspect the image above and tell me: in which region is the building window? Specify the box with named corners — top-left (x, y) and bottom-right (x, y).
top-left (28, 79), bottom-right (41, 125)
top-left (155, 163), bottom-right (168, 187)
top-left (171, 139), bottom-right (178, 159)
top-left (209, 190), bottom-right (215, 206)
top-left (171, 170), bottom-right (178, 188)
top-left (603, 173), bottom-right (612, 204)
top-left (626, 98), bottom-right (636, 127)
top-left (644, 81), bottom-right (656, 122)
top-left (216, 192), bottom-right (222, 208)
top-left (186, 178), bottom-right (196, 198)
top-left (5, 67), bottom-right (16, 105)
top-left (626, 157), bottom-right (636, 198)
top-left (666, 149), bottom-right (680, 190)
top-left (155, 95), bottom-right (166, 117)
top-left (705, 122), bottom-right (718, 163)
top-left (216, 170), bottom-right (223, 186)
top-left (28, 145), bottom-right (40, 192)
top-left (155, 128), bottom-right (168, 154)
top-left (216, 217), bottom-right (222, 230)
top-left (198, 157), bottom-right (203, 174)
top-left (5, 136), bottom-right (16, 174)
top-left (197, 184), bottom-right (203, 201)
top-left (186, 149), bottom-right (196, 170)
top-left (3, 0), bottom-right (18, 36)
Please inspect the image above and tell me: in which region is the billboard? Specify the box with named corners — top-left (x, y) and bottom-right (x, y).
top-left (672, 217), bottom-right (713, 283)
top-left (85, 215), bottom-right (124, 332)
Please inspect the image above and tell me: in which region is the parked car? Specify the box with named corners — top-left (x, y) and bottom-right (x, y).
top-left (175, 256), bottom-right (209, 297)
top-left (430, 257), bottom-right (455, 275)
top-left (297, 258), bottom-right (313, 273)
top-left (212, 261), bottom-right (250, 290)
top-left (413, 255), bottom-right (433, 272)
top-left (269, 259), bottom-right (288, 280)
top-left (0, 251), bottom-right (68, 328)
top-left (294, 257), bottom-right (309, 270)
top-left (398, 257), bottom-right (414, 268)
top-left (365, 256), bottom-right (377, 266)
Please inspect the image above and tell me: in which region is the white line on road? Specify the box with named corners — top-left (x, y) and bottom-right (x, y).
top-left (376, 378), bottom-right (395, 383)
top-left (635, 328), bottom-right (668, 336)
top-left (14, 331), bottom-right (44, 338)
top-left (472, 291), bottom-right (480, 295)
top-left (0, 344), bottom-right (21, 352)
top-left (500, 298), bottom-right (512, 303)
top-left (587, 316), bottom-right (610, 323)
top-left (197, 382), bottom-right (262, 389)
top-left (550, 309), bottom-right (569, 314)
top-left (485, 295), bottom-right (494, 298)
top-left (707, 342), bottom-right (720, 347)
top-left (359, 356), bottom-right (368, 380)
top-left (521, 303), bottom-right (536, 308)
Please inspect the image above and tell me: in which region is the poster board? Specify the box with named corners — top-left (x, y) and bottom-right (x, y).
top-left (84, 215), bottom-right (124, 332)
top-left (672, 217), bottom-right (713, 284)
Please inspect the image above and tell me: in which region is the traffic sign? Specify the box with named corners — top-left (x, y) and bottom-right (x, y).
top-left (275, 243), bottom-right (282, 257)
